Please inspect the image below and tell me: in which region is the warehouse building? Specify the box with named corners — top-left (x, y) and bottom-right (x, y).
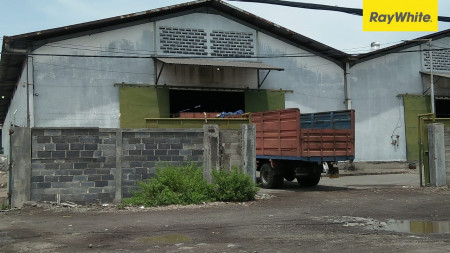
top-left (1, 0), bottom-right (450, 164)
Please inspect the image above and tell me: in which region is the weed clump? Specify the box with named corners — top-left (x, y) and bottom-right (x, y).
top-left (124, 164), bottom-right (258, 207)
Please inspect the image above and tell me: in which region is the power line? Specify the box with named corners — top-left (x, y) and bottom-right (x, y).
top-left (23, 47), bottom-right (450, 58)
top-left (226, 0), bottom-right (450, 22)
top-left (40, 38), bottom-right (409, 55)
top-left (1, 46), bottom-right (449, 60)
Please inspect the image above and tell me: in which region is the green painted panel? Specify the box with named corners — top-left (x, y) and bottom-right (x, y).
top-left (120, 86), bottom-right (169, 128)
top-left (245, 90), bottom-right (285, 113)
top-left (403, 94), bottom-right (430, 162)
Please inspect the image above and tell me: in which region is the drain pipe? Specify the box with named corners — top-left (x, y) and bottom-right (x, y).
top-left (343, 62), bottom-right (352, 110)
top-left (7, 126), bottom-right (14, 206)
top-left (417, 113), bottom-right (435, 187)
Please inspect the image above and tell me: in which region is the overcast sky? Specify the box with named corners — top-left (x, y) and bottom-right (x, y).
top-left (1, 0), bottom-right (449, 53)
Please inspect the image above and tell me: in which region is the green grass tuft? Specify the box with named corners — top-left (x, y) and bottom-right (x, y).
top-left (123, 163), bottom-right (258, 207)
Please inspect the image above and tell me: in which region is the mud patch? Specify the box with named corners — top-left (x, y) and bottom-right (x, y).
top-left (371, 220), bottom-right (450, 234)
top-left (319, 216), bottom-right (450, 235)
top-left (137, 234), bottom-right (191, 244)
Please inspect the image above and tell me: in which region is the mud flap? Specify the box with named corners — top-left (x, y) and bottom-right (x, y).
top-left (324, 162), bottom-right (339, 178)
top-left (328, 166), bottom-right (339, 178)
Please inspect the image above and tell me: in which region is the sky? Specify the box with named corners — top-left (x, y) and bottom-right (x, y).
top-left (0, 0), bottom-right (449, 54)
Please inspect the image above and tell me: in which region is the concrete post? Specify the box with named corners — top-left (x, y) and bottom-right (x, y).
top-left (428, 123), bottom-right (446, 187)
top-left (445, 128), bottom-right (450, 186)
top-left (203, 125), bottom-right (220, 183)
top-left (241, 124), bottom-right (256, 182)
top-left (115, 129), bottom-right (123, 203)
top-left (10, 127), bottom-right (32, 208)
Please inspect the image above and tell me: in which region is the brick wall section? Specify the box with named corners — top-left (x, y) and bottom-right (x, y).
top-left (121, 130), bottom-right (203, 198)
top-left (31, 129), bottom-right (116, 204)
top-left (26, 127), bottom-right (253, 205)
top-left (445, 128), bottom-right (450, 185)
top-left (30, 128), bottom-right (205, 204)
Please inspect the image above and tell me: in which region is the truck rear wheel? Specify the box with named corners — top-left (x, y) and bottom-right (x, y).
top-left (296, 173), bottom-right (320, 187)
top-left (260, 163), bottom-right (284, 189)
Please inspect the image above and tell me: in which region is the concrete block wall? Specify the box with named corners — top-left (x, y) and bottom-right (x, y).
top-left (31, 129), bottom-right (116, 204)
top-left (121, 130), bottom-right (204, 198)
top-left (21, 126), bottom-right (252, 206)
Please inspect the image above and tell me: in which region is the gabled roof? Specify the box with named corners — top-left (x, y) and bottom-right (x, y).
top-left (350, 29), bottom-right (450, 66)
top-left (0, 0), bottom-right (348, 124)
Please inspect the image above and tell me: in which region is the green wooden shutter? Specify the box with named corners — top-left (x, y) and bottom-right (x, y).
top-left (403, 94), bottom-right (431, 161)
top-left (119, 86), bottom-right (169, 128)
top-left (245, 90), bottom-right (285, 113)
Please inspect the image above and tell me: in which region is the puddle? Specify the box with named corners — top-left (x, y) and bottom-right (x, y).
top-left (137, 234), bottom-right (191, 244)
top-left (371, 220), bottom-right (450, 234)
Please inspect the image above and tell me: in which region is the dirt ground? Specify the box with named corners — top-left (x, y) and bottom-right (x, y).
top-left (1, 174), bottom-right (449, 253)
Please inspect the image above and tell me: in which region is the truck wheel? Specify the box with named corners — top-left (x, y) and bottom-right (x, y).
top-left (296, 173), bottom-right (321, 187)
top-left (260, 163), bottom-right (284, 189)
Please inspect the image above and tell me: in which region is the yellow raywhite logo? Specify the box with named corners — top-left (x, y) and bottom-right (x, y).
top-left (363, 0), bottom-right (438, 31)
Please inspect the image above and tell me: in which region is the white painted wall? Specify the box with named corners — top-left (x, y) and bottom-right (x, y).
top-left (348, 47), bottom-right (423, 161)
top-left (2, 61), bottom-right (31, 158)
top-left (256, 32), bottom-right (345, 113)
top-left (32, 23), bottom-right (155, 128)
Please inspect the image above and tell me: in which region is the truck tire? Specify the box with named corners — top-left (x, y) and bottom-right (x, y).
top-left (260, 163), bottom-right (284, 189)
top-left (296, 173), bottom-right (320, 187)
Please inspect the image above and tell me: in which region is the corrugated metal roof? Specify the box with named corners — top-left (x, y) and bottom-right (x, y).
top-left (351, 29), bottom-right (450, 65)
top-left (156, 57), bottom-right (284, 70)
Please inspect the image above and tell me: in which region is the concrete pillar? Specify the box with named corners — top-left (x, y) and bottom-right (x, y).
top-left (10, 127), bottom-right (31, 208)
top-left (115, 129), bottom-right (123, 203)
top-left (203, 125), bottom-right (220, 183)
top-left (428, 123), bottom-right (446, 187)
top-left (445, 128), bottom-right (450, 186)
top-left (241, 124), bottom-right (256, 182)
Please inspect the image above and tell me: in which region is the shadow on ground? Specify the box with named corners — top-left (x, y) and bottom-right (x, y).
top-left (256, 177), bottom-right (352, 192)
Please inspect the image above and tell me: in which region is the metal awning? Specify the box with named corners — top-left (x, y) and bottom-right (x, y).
top-left (420, 71), bottom-right (450, 79)
top-left (155, 57), bottom-right (284, 71)
top-left (155, 57), bottom-right (284, 88)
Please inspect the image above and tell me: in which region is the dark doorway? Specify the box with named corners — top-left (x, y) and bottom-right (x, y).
top-left (169, 90), bottom-right (245, 116)
top-left (435, 99), bottom-right (450, 118)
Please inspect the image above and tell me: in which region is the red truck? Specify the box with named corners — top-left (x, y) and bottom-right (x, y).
top-left (252, 108), bottom-right (355, 188)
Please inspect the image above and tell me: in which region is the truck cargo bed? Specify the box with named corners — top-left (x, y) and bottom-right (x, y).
top-left (252, 108), bottom-right (355, 162)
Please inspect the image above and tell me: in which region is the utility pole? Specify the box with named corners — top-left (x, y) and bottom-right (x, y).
top-left (404, 39), bottom-right (434, 114)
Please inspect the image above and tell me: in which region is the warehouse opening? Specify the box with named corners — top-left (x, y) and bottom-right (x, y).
top-left (436, 98), bottom-right (450, 118)
top-left (169, 90), bottom-right (245, 116)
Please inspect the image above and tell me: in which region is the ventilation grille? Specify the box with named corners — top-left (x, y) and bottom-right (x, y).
top-left (159, 27), bottom-right (207, 55)
top-left (159, 27), bottom-right (255, 57)
top-left (424, 49), bottom-right (450, 73)
top-left (210, 30), bottom-right (254, 57)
